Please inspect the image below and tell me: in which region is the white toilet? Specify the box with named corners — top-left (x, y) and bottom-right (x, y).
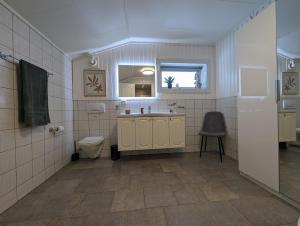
top-left (78, 136), bottom-right (104, 159)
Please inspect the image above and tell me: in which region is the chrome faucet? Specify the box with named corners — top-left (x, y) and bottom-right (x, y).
top-left (168, 102), bottom-right (176, 113)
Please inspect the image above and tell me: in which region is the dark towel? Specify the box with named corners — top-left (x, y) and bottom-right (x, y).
top-left (18, 60), bottom-right (50, 127)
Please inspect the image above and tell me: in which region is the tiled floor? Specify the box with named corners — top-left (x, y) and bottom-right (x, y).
top-left (280, 146), bottom-right (300, 203)
top-left (0, 152), bottom-right (299, 226)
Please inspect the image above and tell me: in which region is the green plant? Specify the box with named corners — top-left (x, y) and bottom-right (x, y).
top-left (164, 76), bottom-right (175, 88)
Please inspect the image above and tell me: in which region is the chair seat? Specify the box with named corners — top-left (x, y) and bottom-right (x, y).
top-left (199, 131), bottom-right (226, 137)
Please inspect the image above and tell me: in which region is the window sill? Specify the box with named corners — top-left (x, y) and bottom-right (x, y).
top-left (159, 87), bottom-right (210, 94)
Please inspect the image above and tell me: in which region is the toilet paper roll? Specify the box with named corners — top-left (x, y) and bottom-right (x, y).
top-left (54, 126), bottom-right (64, 135)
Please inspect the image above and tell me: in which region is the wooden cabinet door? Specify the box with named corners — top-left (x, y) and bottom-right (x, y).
top-left (279, 113), bottom-right (296, 142)
top-left (278, 113), bottom-right (285, 142)
top-left (153, 117), bottom-right (170, 149)
top-left (284, 113), bottom-right (296, 141)
top-left (118, 118), bottom-right (135, 151)
top-left (169, 116), bottom-right (185, 148)
top-left (135, 117), bottom-right (153, 150)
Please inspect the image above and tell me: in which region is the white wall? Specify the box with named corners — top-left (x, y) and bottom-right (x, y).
top-left (73, 43), bottom-right (216, 100)
top-left (0, 2), bottom-right (73, 213)
top-left (216, 32), bottom-right (238, 98)
top-left (215, 32), bottom-right (238, 160)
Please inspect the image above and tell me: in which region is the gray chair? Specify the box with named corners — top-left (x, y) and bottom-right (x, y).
top-left (199, 111), bottom-right (226, 162)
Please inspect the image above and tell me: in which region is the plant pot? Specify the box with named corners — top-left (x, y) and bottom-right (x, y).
top-left (168, 83), bottom-right (172, 89)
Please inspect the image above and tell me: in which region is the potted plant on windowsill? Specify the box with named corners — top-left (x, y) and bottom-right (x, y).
top-left (164, 76), bottom-right (175, 89)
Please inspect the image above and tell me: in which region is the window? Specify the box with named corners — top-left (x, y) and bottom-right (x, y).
top-left (159, 61), bottom-right (208, 92)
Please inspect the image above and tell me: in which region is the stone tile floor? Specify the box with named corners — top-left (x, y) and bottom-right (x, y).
top-left (0, 152), bottom-right (299, 226)
top-left (280, 147), bottom-right (300, 203)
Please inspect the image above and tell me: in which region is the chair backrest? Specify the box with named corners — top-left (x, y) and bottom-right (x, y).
top-left (202, 111), bottom-right (226, 134)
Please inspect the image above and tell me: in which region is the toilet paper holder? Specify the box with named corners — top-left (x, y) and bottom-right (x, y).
top-left (49, 126), bottom-right (64, 135)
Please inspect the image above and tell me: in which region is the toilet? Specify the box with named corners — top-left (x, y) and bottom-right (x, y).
top-left (78, 136), bottom-right (104, 159)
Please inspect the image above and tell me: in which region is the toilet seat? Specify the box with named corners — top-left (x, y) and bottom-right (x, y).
top-left (78, 136), bottom-right (104, 146)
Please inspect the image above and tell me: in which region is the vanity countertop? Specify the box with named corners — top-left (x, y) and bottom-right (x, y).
top-left (278, 109), bottom-right (297, 113)
top-left (118, 112), bottom-right (185, 118)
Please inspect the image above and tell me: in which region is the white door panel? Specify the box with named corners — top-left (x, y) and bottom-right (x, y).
top-left (237, 3), bottom-right (279, 191)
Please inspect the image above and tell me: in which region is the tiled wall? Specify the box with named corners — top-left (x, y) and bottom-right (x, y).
top-left (0, 4), bottom-right (73, 213)
top-left (73, 99), bottom-right (218, 157)
top-left (216, 97), bottom-right (238, 160)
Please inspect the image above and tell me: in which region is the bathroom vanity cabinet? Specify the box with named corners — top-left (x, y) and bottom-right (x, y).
top-left (278, 111), bottom-right (296, 142)
top-left (117, 114), bottom-right (185, 151)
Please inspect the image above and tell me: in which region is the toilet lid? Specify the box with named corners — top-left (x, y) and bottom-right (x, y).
top-left (78, 136), bottom-right (104, 146)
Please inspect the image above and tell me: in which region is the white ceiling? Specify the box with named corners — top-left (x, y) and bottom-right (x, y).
top-left (4, 0), bottom-right (268, 54)
top-left (277, 0), bottom-right (300, 59)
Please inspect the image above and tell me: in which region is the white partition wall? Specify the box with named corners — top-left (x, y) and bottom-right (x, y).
top-left (236, 2), bottom-right (279, 191)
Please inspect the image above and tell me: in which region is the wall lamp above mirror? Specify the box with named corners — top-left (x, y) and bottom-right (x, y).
top-left (118, 65), bottom-right (156, 98)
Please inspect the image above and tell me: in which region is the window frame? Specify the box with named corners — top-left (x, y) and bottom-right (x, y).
top-left (156, 58), bottom-right (211, 94)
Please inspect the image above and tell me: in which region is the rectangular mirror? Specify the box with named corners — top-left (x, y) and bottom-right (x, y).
top-left (118, 65), bottom-right (155, 97)
top-left (277, 0), bottom-right (300, 204)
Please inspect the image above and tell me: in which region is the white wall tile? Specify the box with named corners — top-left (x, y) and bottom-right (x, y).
top-left (32, 171), bottom-right (45, 189)
top-left (30, 44), bottom-right (42, 64)
top-left (0, 66), bottom-right (14, 89)
top-left (0, 189), bottom-right (16, 213)
top-left (0, 149), bottom-right (15, 174)
top-left (17, 161), bottom-right (32, 185)
top-left (13, 33), bottom-right (29, 57)
top-left (0, 109), bottom-right (14, 130)
top-left (0, 130), bottom-right (15, 152)
top-left (12, 16), bottom-right (29, 40)
top-left (0, 87), bottom-right (14, 109)
top-left (29, 29), bottom-right (42, 49)
top-left (0, 169), bottom-right (16, 196)
top-left (32, 140), bottom-right (44, 159)
top-left (33, 155), bottom-right (44, 176)
top-left (16, 144), bottom-right (32, 167)
top-left (32, 126), bottom-right (44, 142)
top-left (15, 128), bottom-right (31, 147)
top-left (17, 178), bottom-right (32, 199)
top-left (0, 4), bottom-right (12, 29)
top-left (0, 23), bottom-right (12, 49)
top-left (45, 152), bottom-right (54, 169)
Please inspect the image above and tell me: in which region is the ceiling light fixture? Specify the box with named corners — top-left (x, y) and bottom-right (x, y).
top-left (141, 68), bottom-right (154, 75)
top-left (288, 59), bottom-right (296, 70)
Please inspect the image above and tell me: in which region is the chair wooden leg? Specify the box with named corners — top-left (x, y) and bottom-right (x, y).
top-left (200, 136), bottom-right (204, 157)
top-left (217, 137), bottom-right (223, 162)
top-left (220, 137), bottom-right (225, 155)
top-left (204, 136), bottom-right (207, 152)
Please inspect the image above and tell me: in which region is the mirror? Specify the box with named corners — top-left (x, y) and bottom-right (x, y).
top-left (118, 65), bottom-right (155, 97)
top-left (277, 0), bottom-right (300, 203)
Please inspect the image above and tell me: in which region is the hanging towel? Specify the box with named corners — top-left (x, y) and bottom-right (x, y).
top-left (18, 60), bottom-right (50, 127)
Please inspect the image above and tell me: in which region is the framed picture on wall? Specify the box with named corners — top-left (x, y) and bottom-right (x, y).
top-left (282, 72), bottom-right (298, 95)
top-left (83, 69), bottom-right (106, 97)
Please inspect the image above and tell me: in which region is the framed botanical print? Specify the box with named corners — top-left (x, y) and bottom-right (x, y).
top-left (282, 72), bottom-right (298, 95)
top-left (83, 69), bottom-right (106, 97)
